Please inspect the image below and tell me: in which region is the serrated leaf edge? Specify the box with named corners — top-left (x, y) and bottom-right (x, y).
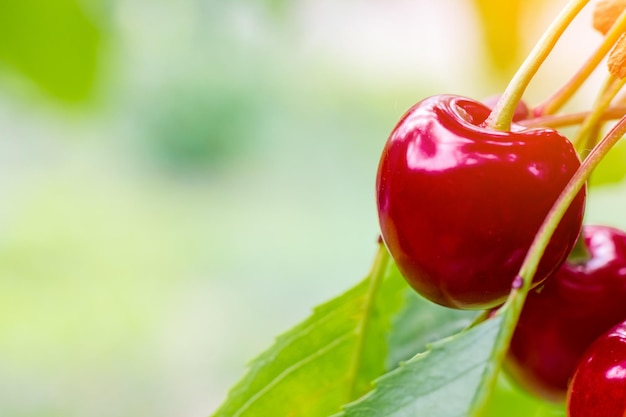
top-left (214, 243), bottom-right (394, 417)
top-left (331, 316), bottom-right (503, 417)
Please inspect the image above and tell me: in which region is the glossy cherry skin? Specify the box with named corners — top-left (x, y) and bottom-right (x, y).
top-left (505, 225), bottom-right (626, 401)
top-left (482, 95), bottom-right (530, 122)
top-left (567, 320), bottom-right (626, 417)
top-left (376, 94), bottom-right (586, 309)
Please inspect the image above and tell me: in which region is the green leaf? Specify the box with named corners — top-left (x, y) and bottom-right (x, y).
top-left (589, 138), bottom-right (626, 187)
top-left (334, 315), bottom-right (503, 417)
top-left (211, 246), bottom-right (406, 417)
top-left (0, 0), bottom-right (101, 102)
top-left (481, 372), bottom-right (566, 417)
top-left (386, 273), bottom-right (477, 368)
top-left (212, 246), bottom-right (489, 417)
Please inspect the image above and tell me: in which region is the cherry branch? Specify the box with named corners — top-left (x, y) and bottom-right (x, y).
top-left (470, 115), bottom-right (626, 416)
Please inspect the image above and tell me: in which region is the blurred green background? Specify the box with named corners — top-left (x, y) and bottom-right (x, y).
top-left (0, 1), bottom-right (624, 416)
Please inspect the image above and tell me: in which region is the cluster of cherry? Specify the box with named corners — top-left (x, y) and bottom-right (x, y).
top-left (375, 1), bottom-right (626, 415)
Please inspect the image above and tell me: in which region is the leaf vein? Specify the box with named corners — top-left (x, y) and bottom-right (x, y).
top-left (345, 247), bottom-right (390, 400)
top-left (231, 331), bottom-right (355, 417)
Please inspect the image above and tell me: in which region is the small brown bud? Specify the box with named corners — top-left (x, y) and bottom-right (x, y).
top-left (608, 33), bottom-right (626, 78)
top-left (593, 0), bottom-right (626, 35)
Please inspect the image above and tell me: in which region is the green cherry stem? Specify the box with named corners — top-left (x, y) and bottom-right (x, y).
top-left (471, 115), bottom-right (626, 417)
top-left (519, 105), bottom-right (626, 128)
top-left (535, 7), bottom-right (626, 116)
top-left (575, 75), bottom-right (626, 158)
top-left (485, 0), bottom-right (590, 131)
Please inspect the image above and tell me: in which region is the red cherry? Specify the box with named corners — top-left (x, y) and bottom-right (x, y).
top-left (482, 95), bottom-right (531, 122)
top-left (505, 225), bottom-right (626, 401)
top-left (376, 94), bottom-right (586, 309)
top-left (567, 320), bottom-right (626, 417)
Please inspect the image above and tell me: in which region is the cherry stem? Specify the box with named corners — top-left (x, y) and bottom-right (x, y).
top-left (485, 0), bottom-right (590, 131)
top-left (535, 7), bottom-right (626, 116)
top-left (575, 75), bottom-right (626, 158)
top-left (471, 115), bottom-right (626, 416)
top-left (570, 75), bottom-right (625, 262)
top-left (520, 105), bottom-right (626, 128)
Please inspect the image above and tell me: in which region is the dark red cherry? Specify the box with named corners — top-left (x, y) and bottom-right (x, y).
top-left (376, 94), bottom-right (586, 309)
top-left (505, 225), bottom-right (626, 401)
top-left (567, 320), bottom-right (626, 417)
top-left (482, 95), bottom-right (531, 122)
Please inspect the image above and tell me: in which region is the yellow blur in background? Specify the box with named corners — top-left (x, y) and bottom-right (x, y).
top-left (0, 1), bottom-right (621, 416)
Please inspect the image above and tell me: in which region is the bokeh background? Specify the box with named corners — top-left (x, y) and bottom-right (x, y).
top-left (0, 0), bottom-right (625, 416)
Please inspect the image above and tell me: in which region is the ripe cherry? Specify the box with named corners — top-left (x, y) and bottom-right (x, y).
top-left (376, 94), bottom-right (586, 309)
top-left (505, 225), bottom-right (626, 401)
top-left (567, 320), bottom-right (626, 417)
